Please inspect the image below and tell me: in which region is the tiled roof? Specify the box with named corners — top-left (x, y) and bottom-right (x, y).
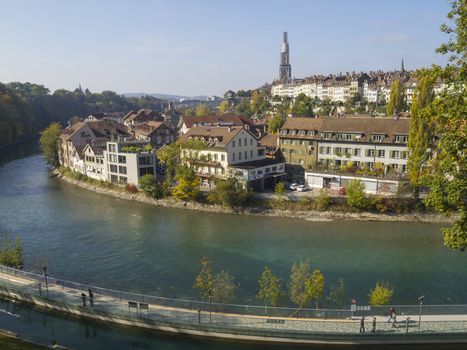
top-left (181, 126), bottom-right (252, 148)
top-left (259, 133), bottom-right (278, 148)
top-left (182, 114), bottom-right (253, 128)
top-left (280, 115), bottom-right (410, 144)
top-left (134, 121), bottom-right (173, 137)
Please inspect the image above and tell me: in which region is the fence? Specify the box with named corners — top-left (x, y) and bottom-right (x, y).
top-left (1, 264), bottom-right (466, 319)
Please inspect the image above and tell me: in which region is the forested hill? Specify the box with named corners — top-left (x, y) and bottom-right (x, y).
top-left (0, 82), bottom-right (165, 148)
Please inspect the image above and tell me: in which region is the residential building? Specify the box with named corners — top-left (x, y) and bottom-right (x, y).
top-left (83, 139), bottom-right (107, 181)
top-left (180, 126), bottom-right (286, 191)
top-left (178, 114), bottom-right (253, 135)
top-left (133, 121), bottom-right (176, 149)
top-left (123, 109), bottom-right (163, 128)
top-left (103, 140), bottom-right (157, 186)
top-left (279, 115), bottom-right (411, 193)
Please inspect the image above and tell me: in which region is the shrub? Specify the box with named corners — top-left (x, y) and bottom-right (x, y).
top-left (315, 189), bottom-right (332, 211)
top-left (208, 178), bottom-right (253, 208)
top-left (368, 282), bottom-right (394, 306)
top-left (0, 232), bottom-right (23, 270)
top-left (275, 182), bottom-right (286, 197)
top-left (139, 174), bottom-right (164, 199)
top-left (125, 184), bottom-right (138, 193)
top-left (346, 179), bottom-right (368, 210)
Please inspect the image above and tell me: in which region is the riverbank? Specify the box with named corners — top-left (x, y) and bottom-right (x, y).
top-left (53, 170), bottom-right (453, 223)
top-left (0, 330), bottom-right (53, 350)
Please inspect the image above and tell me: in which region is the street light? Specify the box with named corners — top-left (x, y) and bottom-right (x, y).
top-left (418, 295), bottom-right (425, 330)
top-left (43, 266), bottom-right (49, 298)
top-left (208, 289), bottom-right (212, 324)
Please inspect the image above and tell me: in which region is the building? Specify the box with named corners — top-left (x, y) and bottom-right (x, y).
top-left (103, 140), bottom-right (157, 186)
top-left (133, 121), bottom-right (176, 149)
top-left (83, 139), bottom-right (107, 181)
top-left (123, 109), bottom-right (163, 128)
top-left (278, 115), bottom-right (411, 193)
top-left (279, 32), bottom-right (292, 81)
top-left (181, 126), bottom-right (286, 191)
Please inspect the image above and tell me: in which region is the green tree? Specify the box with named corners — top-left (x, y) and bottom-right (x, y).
top-left (195, 104), bottom-right (210, 117)
top-left (386, 79), bottom-right (405, 116)
top-left (306, 269), bottom-right (325, 309)
top-left (257, 266), bottom-right (284, 308)
top-left (207, 178), bottom-right (253, 208)
top-left (219, 100), bottom-right (229, 114)
top-left (368, 282), bottom-right (394, 306)
top-left (172, 165), bottom-right (200, 201)
top-left (0, 232), bottom-right (24, 270)
top-left (39, 122), bottom-right (62, 167)
top-left (327, 278), bottom-right (346, 308)
top-left (194, 257), bottom-right (213, 300)
top-left (138, 174), bottom-right (164, 198)
top-left (274, 182), bottom-right (286, 200)
top-left (291, 93), bottom-right (315, 116)
top-left (211, 270), bottom-right (236, 304)
top-left (156, 141), bottom-right (181, 183)
top-left (346, 179), bottom-right (368, 210)
top-left (421, 0), bottom-right (466, 251)
top-left (234, 98), bottom-right (252, 116)
top-left (288, 260), bottom-right (312, 310)
top-left (268, 114), bottom-right (286, 133)
top-left (407, 74), bottom-right (435, 201)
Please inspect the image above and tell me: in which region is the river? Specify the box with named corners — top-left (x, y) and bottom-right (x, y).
top-left (0, 140), bottom-right (465, 349)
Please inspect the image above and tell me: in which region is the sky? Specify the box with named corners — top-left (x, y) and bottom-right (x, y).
top-left (0, 0), bottom-right (451, 96)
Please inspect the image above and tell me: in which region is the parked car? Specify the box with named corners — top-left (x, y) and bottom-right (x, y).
top-left (296, 184), bottom-right (310, 192)
top-left (288, 183), bottom-right (298, 191)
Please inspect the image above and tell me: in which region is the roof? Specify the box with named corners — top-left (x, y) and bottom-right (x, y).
top-left (123, 109), bottom-right (161, 123)
top-left (259, 133), bottom-right (278, 148)
top-left (181, 125), bottom-right (253, 148)
top-left (134, 121), bottom-right (173, 137)
top-left (280, 115), bottom-right (410, 144)
top-left (83, 142), bottom-right (105, 156)
top-left (182, 114), bottom-right (253, 129)
top-left (60, 120), bottom-right (130, 141)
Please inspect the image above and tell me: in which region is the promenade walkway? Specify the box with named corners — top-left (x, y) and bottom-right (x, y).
top-left (0, 267), bottom-right (466, 345)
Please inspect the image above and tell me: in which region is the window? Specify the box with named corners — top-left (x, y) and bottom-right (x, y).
top-left (371, 134), bottom-right (385, 142)
top-left (108, 144), bottom-right (116, 152)
top-left (401, 151), bottom-right (407, 159)
top-left (319, 147), bottom-right (325, 154)
top-left (394, 135), bottom-right (408, 143)
top-left (334, 147), bottom-right (342, 155)
top-left (354, 148), bottom-right (361, 156)
top-left (119, 166), bottom-right (127, 174)
top-left (281, 130), bottom-right (288, 135)
top-left (244, 151), bottom-right (247, 159)
top-left (272, 166), bottom-right (277, 172)
top-left (139, 156), bottom-right (152, 165)
top-left (258, 149), bottom-right (265, 156)
top-left (322, 133), bottom-right (332, 140)
top-left (367, 149), bottom-right (375, 157)
top-left (392, 150), bottom-right (400, 158)
top-left (118, 155), bottom-right (126, 164)
top-left (377, 150), bottom-right (385, 158)
top-left (244, 138), bottom-right (247, 145)
top-left (119, 176), bottom-right (127, 185)
top-left (108, 154), bottom-right (117, 163)
top-left (110, 174), bottom-right (119, 183)
top-left (232, 140), bottom-right (236, 147)
top-left (109, 164), bottom-right (118, 173)
top-left (239, 138), bottom-right (242, 147)
top-left (221, 154), bottom-right (225, 161)
top-left (250, 150), bottom-right (253, 158)
top-left (238, 152), bottom-right (242, 160)
top-left (265, 167), bottom-right (270, 173)
top-left (326, 147), bottom-right (331, 154)
top-left (250, 139), bottom-right (253, 146)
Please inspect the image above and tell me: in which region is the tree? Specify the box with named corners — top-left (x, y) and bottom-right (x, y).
top-left (211, 270), bottom-right (236, 304)
top-left (39, 122), bottom-right (62, 167)
top-left (194, 257), bottom-right (213, 300)
top-left (195, 104), bottom-right (210, 117)
top-left (407, 74), bottom-right (435, 201)
top-left (156, 141), bottom-right (181, 183)
top-left (327, 278), bottom-right (346, 308)
top-left (257, 266), bottom-right (284, 308)
top-left (219, 100), bottom-right (229, 114)
top-left (386, 79), bottom-right (404, 116)
top-left (250, 90), bottom-right (270, 116)
top-left (288, 260), bottom-right (312, 310)
top-left (306, 269), bottom-right (325, 309)
top-left (138, 174), bottom-right (164, 198)
top-left (275, 182), bottom-right (286, 200)
top-left (291, 93), bottom-right (315, 116)
top-left (0, 232), bottom-right (23, 270)
top-left (368, 282), bottom-right (394, 306)
top-left (207, 178), bottom-right (253, 208)
top-left (346, 179), bottom-right (368, 210)
top-left (171, 165), bottom-right (200, 201)
top-left (421, 0), bottom-right (466, 251)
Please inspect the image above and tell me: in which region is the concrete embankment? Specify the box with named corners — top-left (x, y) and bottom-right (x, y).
top-left (54, 170), bottom-right (452, 223)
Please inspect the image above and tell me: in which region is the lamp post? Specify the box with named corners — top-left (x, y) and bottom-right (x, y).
top-left (418, 295), bottom-right (425, 330)
top-left (43, 266), bottom-right (49, 298)
top-left (208, 289), bottom-right (212, 324)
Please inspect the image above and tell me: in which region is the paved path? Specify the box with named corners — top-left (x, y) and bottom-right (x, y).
top-left (0, 271), bottom-right (466, 338)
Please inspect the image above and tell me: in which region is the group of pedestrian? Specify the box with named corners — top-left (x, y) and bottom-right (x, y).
top-left (359, 307), bottom-right (399, 334)
top-left (81, 289), bottom-right (94, 307)
top-left (388, 307), bottom-right (397, 327)
top-left (359, 316), bottom-right (377, 334)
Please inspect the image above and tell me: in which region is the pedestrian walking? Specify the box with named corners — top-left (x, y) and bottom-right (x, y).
top-left (392, 312), bottom-right (398, 328)
top-left (406, 316), bottom-right (410, 333)
top-left (388, 307), bottom-right (395, 323)
top-left (88, 289), bottom-right (94, 306)
top-left (371, 317), bottom-right (376, 333)
top-left (81, 292), bottom-right (86, 307)
top-left (359, 316), bottom-right (365, 334)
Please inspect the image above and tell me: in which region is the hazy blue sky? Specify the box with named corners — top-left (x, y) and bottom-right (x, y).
top-left (0, 0), bottom-right (451, 96)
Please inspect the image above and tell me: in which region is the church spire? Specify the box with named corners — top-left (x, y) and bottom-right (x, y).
top-left (401, 58), bottom-right (405, 73)
top-left (279, 31), bottom-right (291, 81)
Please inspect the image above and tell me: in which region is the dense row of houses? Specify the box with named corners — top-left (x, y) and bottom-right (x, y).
top-left (59, 108), bottom-right (413, 194)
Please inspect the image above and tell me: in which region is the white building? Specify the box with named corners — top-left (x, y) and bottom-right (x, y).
top-left (103, 140), bottom-right (157, 186)
top-left (181, 126), bottom-right (286, 191)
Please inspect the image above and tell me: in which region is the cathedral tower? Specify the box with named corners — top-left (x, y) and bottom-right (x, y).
top-left (279, 32), bottom-right (291, 81)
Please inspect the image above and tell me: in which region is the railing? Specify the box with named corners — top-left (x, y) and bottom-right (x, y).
top-left (1, 265), bottom-right (466, 319)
